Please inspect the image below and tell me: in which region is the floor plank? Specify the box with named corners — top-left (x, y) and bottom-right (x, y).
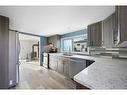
top-left (15, 61), bottom-right (76, 89)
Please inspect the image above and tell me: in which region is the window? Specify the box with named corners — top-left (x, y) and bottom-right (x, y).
top-left (63, 39), bottom-right (73, 52)
top-left (73, 35), bottom-right (87, 52)
top-left (62, 34), bottom-right (87, 52)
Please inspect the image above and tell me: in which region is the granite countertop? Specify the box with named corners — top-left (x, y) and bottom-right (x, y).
top-left (49, 53), bottom-right (127, 89)
top-left (73, 55), bottom-right (127, 89)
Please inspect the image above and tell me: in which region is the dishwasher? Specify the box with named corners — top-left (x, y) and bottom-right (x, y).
top-left (69, 58), bottom-right (86, 79)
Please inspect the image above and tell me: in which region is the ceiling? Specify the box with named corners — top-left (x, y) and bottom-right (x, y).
top-left (0, 6), bottom-right (115, 37)
top-left (19, 33), bottom-right (40, 41)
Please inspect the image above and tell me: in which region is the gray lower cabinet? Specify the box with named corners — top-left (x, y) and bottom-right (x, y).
top-left (63, 57), bottom-right (69, 77)
top-left (49, 55), bottom-right (58, 71)
top-left (49, 54), bottom-right (87, 79)
top-left (57, 56), bottom-right (64, 74)
top-left (57, 56), bottom-right (70, 77)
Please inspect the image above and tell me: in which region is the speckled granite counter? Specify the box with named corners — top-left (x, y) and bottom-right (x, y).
top-left (49, 53), bottom-right (127, 89)
top-left (73, 55), bottom-right (127, 89)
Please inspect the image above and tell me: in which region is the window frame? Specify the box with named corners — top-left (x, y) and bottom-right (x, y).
top-left (61, 34), bottom-right (87, 52)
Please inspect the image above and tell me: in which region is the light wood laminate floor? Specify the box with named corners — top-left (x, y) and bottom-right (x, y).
top-left (15, 62), bottom-right (76, 89)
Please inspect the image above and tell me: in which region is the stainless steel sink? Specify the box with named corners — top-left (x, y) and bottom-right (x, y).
top-left (62, 52), bottom-right (73, 56)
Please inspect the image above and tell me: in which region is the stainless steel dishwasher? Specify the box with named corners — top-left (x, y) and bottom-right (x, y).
top-left (69, 58), bottom-right (86, 79)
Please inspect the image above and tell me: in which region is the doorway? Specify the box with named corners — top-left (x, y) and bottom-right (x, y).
top-left (19, 33), bottom-right (40, 66)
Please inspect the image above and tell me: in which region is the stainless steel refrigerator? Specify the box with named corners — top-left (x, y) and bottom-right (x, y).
top-left (8, 30), bottom-right (20, 88)
top-left (0, 16), bottom-right (20, 89)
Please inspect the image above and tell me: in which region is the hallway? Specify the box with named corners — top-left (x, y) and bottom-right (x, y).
top-left (15, 62), bottom-right (76, 89)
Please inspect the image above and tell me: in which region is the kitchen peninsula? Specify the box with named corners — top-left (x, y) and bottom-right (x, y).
top-left (48, 53), bottom-right (127, 89)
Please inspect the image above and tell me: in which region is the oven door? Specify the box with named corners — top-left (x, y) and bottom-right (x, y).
top-left (43, 53), bottom-right (49, 68)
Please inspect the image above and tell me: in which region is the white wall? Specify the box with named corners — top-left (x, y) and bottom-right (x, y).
top-left (19, 40), bottom-right (39, 60)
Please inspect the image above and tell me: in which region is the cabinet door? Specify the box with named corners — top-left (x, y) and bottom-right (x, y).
top-left (87, 21), bottom-right (102, 47)
top-left (118, 6), bottom-right (127, 43)
top-left (63, 58), bottom-right (69, 77)
top-left (87, 25), bottom-right (92, 46)
top-left (96, 22), bottom-right (102, 46)
top-left (102, 14), bottom-right (114, 48)
top-left (112, 11), bottom-right (118, 45)
top-left (92, 24), bottom-right (96, 46)
top-left (57, 57), bottom-right (64, 74)
top-left (93, 22), bottom-right (102, 46)
top-left (49, 55), bottom-right (57, 70)
top-left (50, 60), bottom-right (57, 71)
top-left (87, 24), bottom-right (95, 46)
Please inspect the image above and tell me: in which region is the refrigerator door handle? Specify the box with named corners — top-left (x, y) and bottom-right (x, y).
top-left (16, 32), bottom-right (20, 84)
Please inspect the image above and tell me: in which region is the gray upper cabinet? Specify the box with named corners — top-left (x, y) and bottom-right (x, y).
top-left (102, 13), bottom-right (116, 48)
top-left (117, 6), bottom-right (127, 44)
top-left (48, 35), bottom-right (61, 49)
top-left (87, 21), bottom-right (102, 47)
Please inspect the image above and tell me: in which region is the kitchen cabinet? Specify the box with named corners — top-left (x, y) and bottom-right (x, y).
top-left (103, 6), bottom-right (127, 46)
top-left (87, 21), bottom-right (102, 47)
top-left (63, 57), bottom-right (69, 77)
top-left (49, 54), bottom-right (87, 79)
top-left (116, 6), bottom-right (127, 44)
top-left (49, 55), bottom-right (68, 76)
top-left (102, 13), bottom-right (117, 48)
top-left (50, 55), bottom-right (70, 77)
top-left (49, 54), bottom-right (58, 71)
top-left (48, 35), bottom-right (61, 49)
top-left (57, 56), bottom-right (64, 74)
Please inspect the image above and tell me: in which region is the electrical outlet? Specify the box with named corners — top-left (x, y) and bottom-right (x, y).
top-left (9, 80), bottom-right (13, 85)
